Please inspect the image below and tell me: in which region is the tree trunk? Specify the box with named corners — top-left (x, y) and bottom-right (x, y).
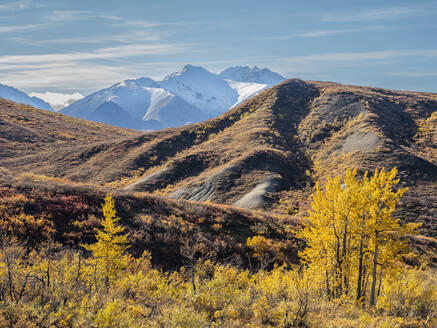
top-left (332, 219), bottom-right (342, 297)
top-left (377, 266), bottom-right (384, 297)
top-left (370, 231), bottom-right (379, 306)
top-left (363, 269), bottom-right (369, 300)
top-left (342, 221), bottom-right (349, 295)
top-left (191, 266), bottom-right (197, 294)
top-left (326, 271), bottom-right (331, 298)
top-left (335, 236), bottom-right (342, 297)
top-left (3, 249), bottom-right (14, 301)
top-left (356, 238), bottom-right (364, 301)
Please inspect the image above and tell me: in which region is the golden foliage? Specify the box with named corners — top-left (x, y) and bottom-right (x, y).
top-left (298, 167), bottom-right (420, 306)
top-left (81, 194), bottom-right (132, 288)
top-left (0, 176), bottom-right (435, 327)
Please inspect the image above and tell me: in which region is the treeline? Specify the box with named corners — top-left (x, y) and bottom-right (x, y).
top-left (0, 169), bottom-right (436, 327)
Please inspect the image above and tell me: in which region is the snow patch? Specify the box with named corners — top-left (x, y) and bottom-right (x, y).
top-left (225, 80), bottom-right (267, 108)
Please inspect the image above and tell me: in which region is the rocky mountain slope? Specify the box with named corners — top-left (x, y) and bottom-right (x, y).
top-left (1, 79), bottom-right (436, 238)
top-left (0, 83), bottom-right (53, 111)
top-left (60, 65), bottom-right (279, 130)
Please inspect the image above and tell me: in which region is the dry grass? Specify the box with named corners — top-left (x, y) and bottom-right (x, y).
top-left (0, 172), bottom-right (302, 269)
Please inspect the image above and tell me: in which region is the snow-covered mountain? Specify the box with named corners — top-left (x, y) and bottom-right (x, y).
top-left (219, 66), bottom-right (285, 85)
top-left (61, 65), bottom-right (284, 130)
top-left (61, 77), bottom-right (208, 130)
top-left (160, 65), bottom-right (239, 116)
top-left (0, 83), bottom-right (53, 111)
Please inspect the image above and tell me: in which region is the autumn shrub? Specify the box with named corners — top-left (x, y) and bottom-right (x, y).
top-left (0, 182), bottom-right (435, 327)
top-left (377, 268), bottom-right (437, 320)
top-left (0, 193), bottom-right (55, 243)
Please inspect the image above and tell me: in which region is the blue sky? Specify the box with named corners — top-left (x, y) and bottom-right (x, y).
top-left (1, 0), bottom-right (437, 102)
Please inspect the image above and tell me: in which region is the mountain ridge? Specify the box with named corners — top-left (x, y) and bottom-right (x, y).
top-left (0, 83), bottom-right (53, 111)
top-left (60, 65), bottom-right (283, 130)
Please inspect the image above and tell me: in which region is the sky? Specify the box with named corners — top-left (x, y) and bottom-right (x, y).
top-left (1, 0), bottom-right (437, 106)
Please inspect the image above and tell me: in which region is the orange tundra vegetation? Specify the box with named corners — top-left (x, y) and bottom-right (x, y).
top-left (0, 169), bottom-right (436, 328)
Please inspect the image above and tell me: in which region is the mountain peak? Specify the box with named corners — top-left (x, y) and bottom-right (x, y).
top-left (160, 65), bottom-right (239, 115)
top-left (122, 77), bottom-right (158, 88)
top-left (182, 64), bottom-right (195, 70)
top-left (219, 66), bottom-right (285, 85)
top-left (163, 64), bottom-right (211, 80)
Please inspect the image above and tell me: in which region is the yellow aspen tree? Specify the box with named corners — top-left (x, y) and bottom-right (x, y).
top-left (298, 167), bottom-right (418, 304)
top-left (354, 170), bottom-right (373, 302)
top-left (365, 168), bottom-right (418, 306)
top-left (82, 194), bottom-right (131, 290)
top-left (298, 169), bottom-right (360, 298)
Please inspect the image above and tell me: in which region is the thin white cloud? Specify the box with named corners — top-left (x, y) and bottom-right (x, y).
top-left (0, 62), bottom-right (78, 71)
top-left (0, 41), bottom-right (192, 92)
top-left (297, 25), bottom-right (394, 37)
top-left (118, 20), bottom-right (191, 28)
top-left (34, 31), bottom-right (161, 44)
top-left (256, 25), bottom-right (396, 40)
top-left (29, 91), bottom-right (83, 110)
top-left (44, 11), bottom-right (188, 33)
top-left (0, 23), bottom-right (44, 33)
top-left (321, 6), bottom-right (427, 23)
top-left (45, 10), bottom-right (122, 22)
top-left (0, 0), bottom-right (39, 12)
top-left (296, 29), bottom-right (347, 38)
top-left (1, 58), bottom-right (246, 93)
top-left (0, 43), bottom-right (185, 65)
top-left (1, 62), bottom-right (130, 93)
top-left (282, 49), bottom-right (437, 65)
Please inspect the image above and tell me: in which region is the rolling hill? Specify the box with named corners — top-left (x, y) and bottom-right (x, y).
top-left (1, 79), bottom-right (436, 241)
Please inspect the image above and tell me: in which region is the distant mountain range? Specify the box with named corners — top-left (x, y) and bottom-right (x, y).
top-left (60, 65), bottom-right (285, 130)
top-left (0, 83), bottom-right (53, 111)
top-left (0, 66), bottom-right (285, 130)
